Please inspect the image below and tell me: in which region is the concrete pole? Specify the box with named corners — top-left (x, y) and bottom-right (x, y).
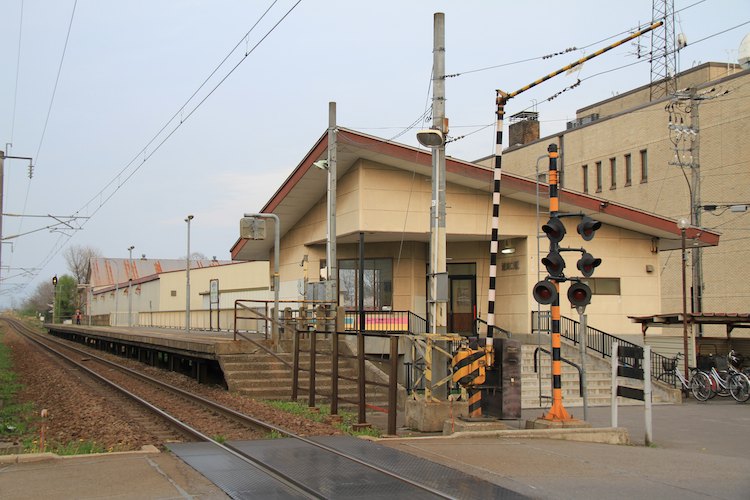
top-left (185, 215), bottom-right (194, 333)
top-left (689, 87), bottom-right (702, 359)
top-left (326, 102), bottom-right (338, 304)
top-left (128, 245), bottom-right (134, 327)
top-left (429, 12), bottom-right (448, 401)
top-left (0, 151), bottom-right (4, 294)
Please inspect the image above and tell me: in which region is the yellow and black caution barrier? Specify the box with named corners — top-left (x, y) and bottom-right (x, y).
top-left (451, 344), bottom-right (491, 418)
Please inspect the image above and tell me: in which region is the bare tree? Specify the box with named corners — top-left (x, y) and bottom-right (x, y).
top-left (63, 245), bottom-right (102, 285)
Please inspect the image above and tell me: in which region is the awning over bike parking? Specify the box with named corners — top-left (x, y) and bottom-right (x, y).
top-left (629, 312), bottom-right (750, 339)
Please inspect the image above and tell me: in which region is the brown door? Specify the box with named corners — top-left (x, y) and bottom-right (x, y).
top-left (449, 276), bottom-right (476, 335)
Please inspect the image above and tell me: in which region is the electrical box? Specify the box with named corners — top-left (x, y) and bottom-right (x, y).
top-left (475, 338), bottom-right (522, 419)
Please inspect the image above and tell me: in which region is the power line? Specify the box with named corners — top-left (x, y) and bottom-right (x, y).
top-left (12, 1), bottom-right (304, 296)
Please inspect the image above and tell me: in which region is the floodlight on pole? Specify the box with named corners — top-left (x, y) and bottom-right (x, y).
top-left (416, 128), bottom-right (445, 148)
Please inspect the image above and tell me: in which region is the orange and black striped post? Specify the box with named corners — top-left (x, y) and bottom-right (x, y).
top-left (544, 144), bottom-right (572, 421)
top-left (451, 344), bottom-right (488, 418)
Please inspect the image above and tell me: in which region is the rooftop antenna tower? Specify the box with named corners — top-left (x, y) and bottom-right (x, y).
top-left (650, 0), bottom-right (678, 100)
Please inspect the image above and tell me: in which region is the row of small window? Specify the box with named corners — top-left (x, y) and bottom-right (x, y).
top-left (582, 149), bottom-right (648, 194)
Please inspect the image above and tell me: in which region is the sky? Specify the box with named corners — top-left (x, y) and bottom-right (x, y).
top-left (0, 0), bottom-right (748, 309)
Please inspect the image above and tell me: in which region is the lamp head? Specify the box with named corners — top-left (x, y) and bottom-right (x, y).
top-left (186, 214), bottom-right (194, 222)
top-left (416, 128), bottom-right (445, 148)
top-left (677, 217), bottom-right (689, 230)
top-left (313, 160), bottom-right (329, 170)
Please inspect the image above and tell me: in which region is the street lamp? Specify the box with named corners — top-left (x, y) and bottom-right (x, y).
top-left (678, 217), bottom-right (690, 380)
top-left (185, 215), bottom-right (194, 333)
top-left (127, 245), bottom-right (134, 327)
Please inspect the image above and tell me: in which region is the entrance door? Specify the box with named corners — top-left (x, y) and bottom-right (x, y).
top-left (449, 275), bottom-right (476, 335)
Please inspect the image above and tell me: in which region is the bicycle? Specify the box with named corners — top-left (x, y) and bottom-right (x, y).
top-left (655, 353), bottom-right (713, 401)
top-left (702, 351), bottom-right (750, 403)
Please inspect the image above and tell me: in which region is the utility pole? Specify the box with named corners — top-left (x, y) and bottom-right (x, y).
top-left (416, 12), bottom-right (448, 400)
top-left (185, 215), bottom-right (194, 333)
top-left (0, 150), bottom-right (33, 295)
top-left (326, 102), bottom-right (337, 305)
top-left (668, 87), bottom-right (707, 351)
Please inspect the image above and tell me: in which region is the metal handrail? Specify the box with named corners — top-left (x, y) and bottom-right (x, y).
top-left (474, 317), bottom-right (512, 338)
top-left (533, 347), bottom-right (583, 397)
top-left (532, 310), bottom-right (673, 382)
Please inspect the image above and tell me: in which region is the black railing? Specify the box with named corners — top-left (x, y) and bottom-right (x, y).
top-left (474, 317), bottom-right (512, 338)
top-left (343, 310), bottom-right (427, 335)
top-left (532, 310), bottom-right (671, 380)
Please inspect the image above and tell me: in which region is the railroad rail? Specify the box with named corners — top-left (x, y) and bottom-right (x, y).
top-left (2, 318), bottom-right (473, 499)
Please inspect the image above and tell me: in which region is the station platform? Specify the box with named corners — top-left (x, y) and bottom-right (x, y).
top-left (44, 323), bottom-right (262, 358)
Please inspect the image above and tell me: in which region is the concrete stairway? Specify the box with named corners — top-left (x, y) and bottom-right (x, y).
top-left (217, 336), bottom-right (391, 409)
top-left (521, 340), bottom-right (680, 409)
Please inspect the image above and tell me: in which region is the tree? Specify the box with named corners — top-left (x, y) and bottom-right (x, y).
top-left (63, 245), bottom-right (101, 310)
top-left (63, 245), bottom-right (101, 286)
top-left (56, 275), bottom-right (78, 322)
top-left (21, 280), bottom-right (55, 319)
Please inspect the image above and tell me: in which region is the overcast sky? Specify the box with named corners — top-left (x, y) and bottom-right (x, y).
top-left (1, 0), bottom-right (748, 309)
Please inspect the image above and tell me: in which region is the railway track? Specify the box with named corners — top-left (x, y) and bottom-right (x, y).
top-left (3, 318), bottom-right (486, 499)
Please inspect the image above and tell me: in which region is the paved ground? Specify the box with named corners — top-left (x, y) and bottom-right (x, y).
top-left (380, 399), bottom-right (750, 499)
top-left (1, 400), bottom-right (748, 499)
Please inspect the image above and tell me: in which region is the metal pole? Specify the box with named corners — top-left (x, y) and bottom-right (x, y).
top-left (185, 215), bottom-right (193, 333)
top-left (611, 342), bottom-right (618, 428)
top-left (644, 345), bottom-right (653, 446)
top-left (579, 311), bottom-right (589, 422)
top-left (681, 226), bottom-right (689, 380)
top-left (544, 144), bottom-right (571, 422)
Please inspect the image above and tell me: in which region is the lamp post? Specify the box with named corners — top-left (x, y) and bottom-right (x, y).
top-left (678, 217), bottom-right (690, 380)
top-left (127, 245), bottom-right (134, 327)
top-left (185, 215), bottom-right (194, 333)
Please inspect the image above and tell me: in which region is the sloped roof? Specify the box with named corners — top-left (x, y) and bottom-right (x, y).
top-left (230, 127), bottom-right (720, 261)
top-left (90, 257), bottom-right (231, 288)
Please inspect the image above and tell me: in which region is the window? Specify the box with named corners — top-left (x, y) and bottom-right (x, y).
top-left (624, 154), bottom-right (632, 186)
top-left (339, 258), bottom-right (393, 309)
top-left (595, 161), bottom-right (602, 192)
top-left (640, 149), bottom-right (648, 183)
top-left (581, 278), bottom-right (621, 295)
top-left (609, 157), bottom-right (617, 189)
top-left (582, 165), bottom-right (589, 193)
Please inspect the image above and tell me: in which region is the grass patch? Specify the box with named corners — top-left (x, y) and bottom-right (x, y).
top-left (0, 330), bottom-right (31, 440)
top-left (266, 400), bottom-right (382, 438)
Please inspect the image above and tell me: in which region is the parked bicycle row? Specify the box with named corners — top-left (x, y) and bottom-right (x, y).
top-left (655, 350), bottom-right (750, 403)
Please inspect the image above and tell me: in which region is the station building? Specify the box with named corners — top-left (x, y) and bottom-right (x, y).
top-left (230, 127), bottom-right (719, 340)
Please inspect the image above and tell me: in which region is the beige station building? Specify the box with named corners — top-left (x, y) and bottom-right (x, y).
top-left (88, 63), bottom-right (747, 355)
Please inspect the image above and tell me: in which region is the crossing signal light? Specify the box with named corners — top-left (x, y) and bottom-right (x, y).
top-left (52, 275), bottom-right (58, 287)
top-left (577, 216), bottom-right (601, 241)
top-left (533, 280), bottom-right (558, 305)
top-left (576, 252), bottom-right (602, 278)
top-left (542, 217), bottom-right (566, 243)
top-left (568, 282), bottom-right (593, 307)
top-left (542, 251), bottom-right (566, 277)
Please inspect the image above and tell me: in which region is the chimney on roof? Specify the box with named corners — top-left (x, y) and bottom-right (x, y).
top-left (508, 111), bottom-right (540, 147)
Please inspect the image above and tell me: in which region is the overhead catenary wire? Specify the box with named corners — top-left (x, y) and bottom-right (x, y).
top-left (9, 1), bottom-right (303, 296)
